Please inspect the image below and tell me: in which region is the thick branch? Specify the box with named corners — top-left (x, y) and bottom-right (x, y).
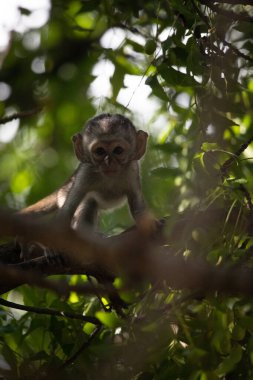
top-left (1, 209), bottom-right (253, 298)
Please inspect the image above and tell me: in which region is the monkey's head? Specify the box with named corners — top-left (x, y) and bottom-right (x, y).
top-left (72, 114), bottom-right (148, 177)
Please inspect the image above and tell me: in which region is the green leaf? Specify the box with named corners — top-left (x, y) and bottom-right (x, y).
top-left (109, 52), bottom-right (141, 75)
top-left (78, 0), bottom-right (101, 12)
top-left (216, 344), bottom-right (242, 375)
top-left (226, 178), bottom-right (248, 184)
top-left (145, 39), bottom-right (156, 55)
top-left (157, 63), bottom-right (198, 87)
top-left (145, 75), bottom-right (168, 101)
top-left (110, 65), bottom-right (125, 100)
top-left (18, 7), bottom-right (32, 16)
top-left (2, 345), bottom-right (17, 373)
top-left (201, 142), bottom-right (219, 152)
top-left (125, 38), bottom-right (144, 53)
top-left (193, 152), bottom-right (207, 173)
top-left (95, 311), bottom-right (121, 328)
top-left (151, 167), bottom-right (182, 177)
top-left (151, 142), bottom-right (182, 154)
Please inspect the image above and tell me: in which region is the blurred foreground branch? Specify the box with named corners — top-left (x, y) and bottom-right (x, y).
top-left (0, 208), bottom-right (253, 298)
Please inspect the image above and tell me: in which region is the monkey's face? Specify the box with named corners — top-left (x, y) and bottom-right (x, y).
top-left (90, 139), bottom-right (131, 177)
top-left (72, 116), bottom-right (148, 176)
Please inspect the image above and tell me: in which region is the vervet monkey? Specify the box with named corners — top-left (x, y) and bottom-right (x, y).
top-left (19, 114), bottom-right (154, 245)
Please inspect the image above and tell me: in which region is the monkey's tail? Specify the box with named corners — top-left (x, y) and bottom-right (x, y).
top-left (18, 192), bottom-right (58, 216)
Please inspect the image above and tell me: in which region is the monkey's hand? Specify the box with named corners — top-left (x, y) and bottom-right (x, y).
top-left (16, 234), bottom-right (66, 265)
top-left (16, 238), bottom-right (56, 262)
top-left (16, 236), bottom-right (38, 261)
top-left (136, 211), bottom-right (162, 238)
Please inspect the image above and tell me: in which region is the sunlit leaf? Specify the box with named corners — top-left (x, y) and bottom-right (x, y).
top-left (95, 311), bottom-right (121, 328)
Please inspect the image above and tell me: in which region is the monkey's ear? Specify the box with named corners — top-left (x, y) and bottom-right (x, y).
top-left (72, 133), bottom-right (87, 162)
top-left (134, 130), bottom-right (148, 160)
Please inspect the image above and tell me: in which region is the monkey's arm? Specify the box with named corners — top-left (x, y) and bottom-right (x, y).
top-left (127, 172), bottom-right (157, 235)
top-left (57, 165), bottom-right (88, 223)
top-left (17, 170), bottom-right (78, 217)
top-left (126, 168), bottom-right (147, 221)
top-left (18, 192), bottom-right (58, 216)
top-left (127, 188), bottom-right (146, 220)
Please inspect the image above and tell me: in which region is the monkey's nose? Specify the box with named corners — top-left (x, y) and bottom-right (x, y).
top-left (104, 155), bottom-right (111, 166)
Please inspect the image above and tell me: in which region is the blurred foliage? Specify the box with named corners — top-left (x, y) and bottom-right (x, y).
top-left (1, 0), bottom-right (253, 378)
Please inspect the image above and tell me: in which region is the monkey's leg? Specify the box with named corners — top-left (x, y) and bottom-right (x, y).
top-left (42, 199), bottom-right (98, 264)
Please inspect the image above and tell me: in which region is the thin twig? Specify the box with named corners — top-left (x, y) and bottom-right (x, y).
top-left (221, 135), bottom-right (253, 175)
top-left (0, 297), bottom-right (101, 325)
top-left (192, 0), bottom-right (253, 63)
top-left (239, 184), bottom-right (253, 214)
top-left (0, 107), bottom-right (43, 125)
top-left (88, 275), bottom-right (110, 312)
top-left (61, 325), bottom-right (102, 368)
top-left (222, 39), bottom-right (253, 63)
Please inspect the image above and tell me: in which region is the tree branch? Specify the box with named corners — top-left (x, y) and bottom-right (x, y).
top-left (0, 260), bottom-right (117, 296)
top-left (61, 326), bottom-right (102, 368)
top-left (204, 0), bottom-right (253, 4)
top-left (200, 0), bottom-right (253, 23)
top-left (0, 107), bottom-right (43, 125)
top-left (192, 0), bottom-right (253, 63)
top-left (220, 135), bottom-right (253, 175)
top-left (0, 298), bottom-right (101, 325)
top-left (1, 209), bottom-right (253, 298)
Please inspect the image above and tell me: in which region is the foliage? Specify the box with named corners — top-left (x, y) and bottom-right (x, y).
top-left (0, 0), bottom-right (253, 378)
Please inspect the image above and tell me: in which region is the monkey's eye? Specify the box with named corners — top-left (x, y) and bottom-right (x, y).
top-left (94, 147), bottom-right (106, 156)
top-left (113, 146), bottom-right (124, 155)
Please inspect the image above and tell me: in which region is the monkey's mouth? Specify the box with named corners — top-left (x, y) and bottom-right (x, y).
top-left (102, 170), bottom-right (119, 176)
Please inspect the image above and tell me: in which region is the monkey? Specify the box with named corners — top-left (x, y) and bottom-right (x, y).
top-left (18, 113), bottom-right (155, 259)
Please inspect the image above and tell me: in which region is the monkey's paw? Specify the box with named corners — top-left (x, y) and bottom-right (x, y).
top-left (16, 238), bottom-right (47, 261)
top-left (136, 211), bottom-right (163, 238)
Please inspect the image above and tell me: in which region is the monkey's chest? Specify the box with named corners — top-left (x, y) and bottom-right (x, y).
top-left (85, 189), bottom-right (126, 210)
